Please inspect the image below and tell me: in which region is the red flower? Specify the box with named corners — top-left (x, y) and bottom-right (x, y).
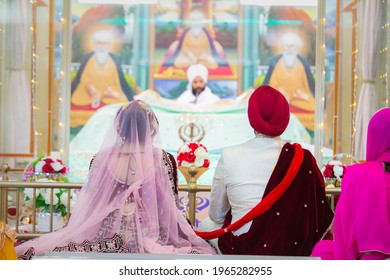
top-left (203, 159), bottom-right (210, 168)
top-left (177, 153), bottom-right (186, 162)
top-left (186, 152), bottom-right (196, 163)
top-left (43, 158), bottom-right (54, 164)
top-left (188, 143), bottom-right (199, 151)
top-left (323, 166), bottom-right (334, 178)
top-left (59, 167), bottom-right (67, 174)
top-left (42, 163), bottom-right (54, 173)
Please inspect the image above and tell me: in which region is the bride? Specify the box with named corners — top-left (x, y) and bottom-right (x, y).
top-left (16, 100), bottom-right (215, 259)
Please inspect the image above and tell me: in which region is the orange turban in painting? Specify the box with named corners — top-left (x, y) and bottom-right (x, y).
top-left (247, 85), bottom-right (290, 137)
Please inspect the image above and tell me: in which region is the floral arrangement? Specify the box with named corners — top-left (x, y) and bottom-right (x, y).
top-left (177, 142), bottom-right (210, 168)
top-left (24, 155), bottom-right (69, 182)
top-left (32, 156), bottom-right (67, 174)
top-left (321, 160), bottom-right (346, 188)
top-left (23, 188), bottom-right (78, 217)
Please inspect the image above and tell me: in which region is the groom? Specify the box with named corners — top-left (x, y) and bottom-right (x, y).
top-left (198, 85), bottom-right (333, 256)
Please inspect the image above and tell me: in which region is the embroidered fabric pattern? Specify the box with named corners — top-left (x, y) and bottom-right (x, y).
top-left (53, 234), bottom-right (131, 253)
top-left (18, 247), bottom-right (36, 260)
top-left (162, 150), bottom-right (179, 208)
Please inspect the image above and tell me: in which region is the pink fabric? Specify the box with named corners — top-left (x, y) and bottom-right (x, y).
top-left (333, 162), bottom-right (390, 259)
top-left (312, 108), bottom-right (390, 260)
top-left (366, 108), bottom-right (390, 163)
top-left (16, 101), bottom-right (215, 257)
top-left (247, 85), bottom-right (290, 137)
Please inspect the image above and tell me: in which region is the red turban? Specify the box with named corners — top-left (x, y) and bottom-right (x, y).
top-left (247, 85), bottom-right (290, 137)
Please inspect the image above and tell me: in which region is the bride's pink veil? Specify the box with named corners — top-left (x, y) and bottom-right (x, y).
top-left (16, 101), bottom-right (215, 257)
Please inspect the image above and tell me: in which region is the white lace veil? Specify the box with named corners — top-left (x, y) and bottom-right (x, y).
top-left (16, 101), bottom-right (215, 257)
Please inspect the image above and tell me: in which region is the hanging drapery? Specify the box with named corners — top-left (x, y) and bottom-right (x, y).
top-left (2, 0), bottom-right (30, 156)
top-left (354, 0), bottom-right (381, 160)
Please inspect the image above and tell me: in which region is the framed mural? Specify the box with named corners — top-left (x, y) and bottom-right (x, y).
top-left (151, 0), bottom-right (240, 100)
top-left (70, 2), bottom-right (136, 139)
top-left (255, 4), bottom-right (318, 139)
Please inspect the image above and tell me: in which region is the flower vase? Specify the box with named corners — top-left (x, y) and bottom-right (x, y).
top-left (178, 165), bottom-right (208, 184)
top-left (26, 172), bottom-right (65, 182)
top-left (324, 177), bottom-right (336, 188)
top-left (36, 212), bottom-right (63, 233)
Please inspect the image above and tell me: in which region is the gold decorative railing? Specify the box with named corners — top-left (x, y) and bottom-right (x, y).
top-left (0, 181), bottom-right (82, 239)
top-left (0, 167), bottom-right (341, 239)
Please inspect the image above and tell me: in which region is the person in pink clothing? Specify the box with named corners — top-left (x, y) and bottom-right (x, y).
top-left (312, 108), bottom-right (390, 260)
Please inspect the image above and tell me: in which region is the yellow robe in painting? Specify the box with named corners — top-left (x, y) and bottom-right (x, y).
top-left (174, 29), bottom-right (218, 69)
top-left (269, 59), bottom-right (315, 131)
top-left (71, 55), bottom-right (128, 106)
top-left (71, 54), bottom-right (129, 127)
top-left (0, 221), bottom-right (17, 260)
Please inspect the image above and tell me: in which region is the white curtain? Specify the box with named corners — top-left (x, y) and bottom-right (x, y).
top-left (2, 0), bottom-right (30, 155)
top-left (354, 0), bottom-right (381, 160)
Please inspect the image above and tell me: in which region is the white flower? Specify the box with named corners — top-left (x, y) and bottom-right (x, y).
top-left (59, 191), bottom-right (71, 206)
top-left (194, 157), bottom-right (205, 167)
top-left (43, 190), bottom-right (59, 205)
top-left (24, 188), bottom-right (40, 198)
top-left (326, 184), bottom-right (336, 189)
top-left (178, 145), bottom-right (191, 153)
top-left (52, 162), bottom-right (64, 172)
top-left (34, 161), bottom-right (45, 173)
top-left (181, 160), bottom-right (192, 167)
top-left (329, 160), bottom-right (342, 166)
top-left (194, 147), bottom-right (209, 167)
top-left (333, 165), bottom-right (343, 177)
top-left (194, 147), bottom-right (208, 159)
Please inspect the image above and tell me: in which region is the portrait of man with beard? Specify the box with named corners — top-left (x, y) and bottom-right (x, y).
top-left (263, 32), bottom-right (316, 133)
top-left (176, 64), bottom-right (220, 105)
top-left (71, 30), bottom-right (134, 115)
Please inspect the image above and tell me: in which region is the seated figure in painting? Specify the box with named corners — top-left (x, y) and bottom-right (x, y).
top-left (263, 32), bottom-right (315, 133)
top-left (197, 85), bottom-right (333, 256)
top-left (16, 100), bottom-right (215, 259)
top-left (177, 64), bottom-right (220, 105)
top-left (312, 108), bottom-right (390, 260)
top-left (71, 30), bottom-right (134, 127)
top-left (160, 10), bottom-right (233, 76)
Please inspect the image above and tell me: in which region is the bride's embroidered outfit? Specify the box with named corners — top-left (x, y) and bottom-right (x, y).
top-left (17, 101), bottom-right (215, 259)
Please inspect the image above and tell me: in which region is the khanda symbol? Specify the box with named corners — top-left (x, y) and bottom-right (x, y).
top-left (178, 122), bottom-right (205, 143)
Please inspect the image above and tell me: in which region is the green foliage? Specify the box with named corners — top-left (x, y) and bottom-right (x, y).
top-left (24, 189), bottom-right (70, 217)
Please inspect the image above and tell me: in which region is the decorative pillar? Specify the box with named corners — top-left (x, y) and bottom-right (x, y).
top-left (241, 6), bottom-right (260, 92)
top-left (314, 0), bottom-right (326, 165)
top-left (132, 5), bottom-right (150, 90)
